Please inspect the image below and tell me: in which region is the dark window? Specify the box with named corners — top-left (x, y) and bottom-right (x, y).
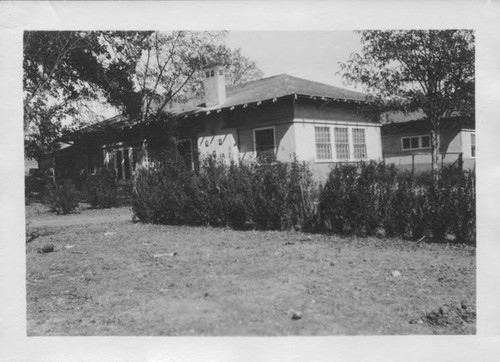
top-left (402, 135), bottom-right (431, 150)
top-left (116, 150), bottom-right (123, 180)
top-left (219, 69), bottom-right (223, 75)
top-left (205, 71), bottom-right (210, 78)
top-left (210, 70), bottom-right (214, 77)
top-left (123, 149), bottom-right (130, 180)
top-left (255, 128), bottom-right (275, 161)
top-left (421, 135), bottom-right (430, 148)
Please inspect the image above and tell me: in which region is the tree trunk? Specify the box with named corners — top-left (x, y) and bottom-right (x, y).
top-left (430, 122), bottom-right (440, 185)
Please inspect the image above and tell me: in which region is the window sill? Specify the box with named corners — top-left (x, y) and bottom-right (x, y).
top-left (401, 148), bottom-right (431, 152)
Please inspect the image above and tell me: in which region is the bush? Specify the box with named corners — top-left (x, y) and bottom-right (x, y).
top-left (44, 179), bottom-right (80, 215)
top-left (84, 169), bottom-right (118, 208)
top-left (131, 155), bottom-right (316, 231)
top-left (318, 161), bottom-right (475, 243)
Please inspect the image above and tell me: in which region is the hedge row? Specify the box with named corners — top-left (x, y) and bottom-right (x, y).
top-left (317, 162), bottom-right (475, 243)
top-left (131, 158), bottom-right (475, 244)
top-left (131, 156), bottom-right (316, 231)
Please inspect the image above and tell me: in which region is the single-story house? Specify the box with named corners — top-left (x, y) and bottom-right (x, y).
top-left (57, 65), bottom-right (383, 183)
top-left (381, 115), bottom-right (475, 172)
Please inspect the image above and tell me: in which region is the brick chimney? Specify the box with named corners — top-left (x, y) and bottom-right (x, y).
top-left (203, 65), bottom-right (226, 107)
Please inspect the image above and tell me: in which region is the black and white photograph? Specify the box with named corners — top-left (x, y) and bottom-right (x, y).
top-left (1, 1), bottom-right (499, 361)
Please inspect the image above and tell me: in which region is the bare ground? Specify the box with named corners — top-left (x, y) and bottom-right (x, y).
top-left (26, 204), bottom-right (476, 336)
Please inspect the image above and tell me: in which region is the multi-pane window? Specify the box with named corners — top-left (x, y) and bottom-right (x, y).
top-left (254, 127), bottom-right (275, 161)
top-left (334, 127), bottom-right (350, 160)
top-left (401, 135), bottom-right (431, 150)
top-left (315, 127), bottom-right (332, 160)
top-left (471, 133), bottom-right (475, 157)
top-left (352, 128), bottom-right (367, 159)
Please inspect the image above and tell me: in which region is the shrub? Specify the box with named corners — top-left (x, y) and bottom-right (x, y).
top-left (44, 179), bottom-right (80, 215)
top-left (318, 162), bottom-right (475, 243)
top-left (84, 169), bottom-right (118, 208)
top-left (131, 155), bottom-right (316, 231)
top-left (131, 156), bottom-right (475, 244)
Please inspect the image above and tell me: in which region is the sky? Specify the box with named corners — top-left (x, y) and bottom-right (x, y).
top-left (225, 31), bottom-right (363, 90)
top-left (92, 31), bottom-right (365, 120)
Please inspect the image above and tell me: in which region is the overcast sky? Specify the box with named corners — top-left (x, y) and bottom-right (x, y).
top-left (225, 31), bottom-right (363, 90)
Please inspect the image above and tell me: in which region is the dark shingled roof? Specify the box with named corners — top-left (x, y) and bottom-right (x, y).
top-left (168, 74), bottom-right (367, 116)
top-left (381, 116), bottom-right (475, 135)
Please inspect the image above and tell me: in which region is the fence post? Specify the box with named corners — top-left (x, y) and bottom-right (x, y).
top-left (411, 154), bottom-right (415, 176)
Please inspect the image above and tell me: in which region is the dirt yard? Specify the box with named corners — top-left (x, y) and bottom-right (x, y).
top-left (26, 203), bottom-right (476, 336)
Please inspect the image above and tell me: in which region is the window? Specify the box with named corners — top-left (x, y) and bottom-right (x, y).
top-left (401, 135), bottom-right (431, 150)
top-left (352, 128), bottom-right (367, 159)
top-left (471, 133), bottom-right (475, 157)
top-left (334, 127), bottom-right (350, 160)
top-left (315, 127), bottom-right (332, 160)
top-left (105, 147), bottom-right (134, 180)
top-left (254, 127), bottom-right (275, 161)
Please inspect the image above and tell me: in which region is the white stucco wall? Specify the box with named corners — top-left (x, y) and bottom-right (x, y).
top-left (198, 127), bottom-right (239, 163)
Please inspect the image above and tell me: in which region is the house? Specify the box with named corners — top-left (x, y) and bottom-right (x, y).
top-left (381, 115), bottom-right (475, 172)
top-left (56, 66), bottom-right (383, 183)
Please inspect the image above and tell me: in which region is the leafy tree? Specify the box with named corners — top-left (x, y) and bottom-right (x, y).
top-left (339, 30), bottom-right (475, 174)
top-left (23, 31), bottom-right (147, 167)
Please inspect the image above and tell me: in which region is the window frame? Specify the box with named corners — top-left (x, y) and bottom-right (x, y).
top-left (400, 134), bottom-right (431, 151)
top-left (314, 126), bottom-right (333, 161)
top-left (471, 133), bottom-right (476, 158)
top-left (313, 125), bottom-right (371, 162)
top-left (253, 126), bottom-right (276, 160)
top-left (334, 126), bottom-right (350, 161)
top-left (352, 128), bottom-right (367, 160)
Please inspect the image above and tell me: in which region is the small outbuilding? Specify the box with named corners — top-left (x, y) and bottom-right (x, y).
top-left (381, 116), bottom-right (475, 173)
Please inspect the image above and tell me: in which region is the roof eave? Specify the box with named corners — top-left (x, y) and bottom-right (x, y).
top-left (177, 93), bottom-right (368, 120)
